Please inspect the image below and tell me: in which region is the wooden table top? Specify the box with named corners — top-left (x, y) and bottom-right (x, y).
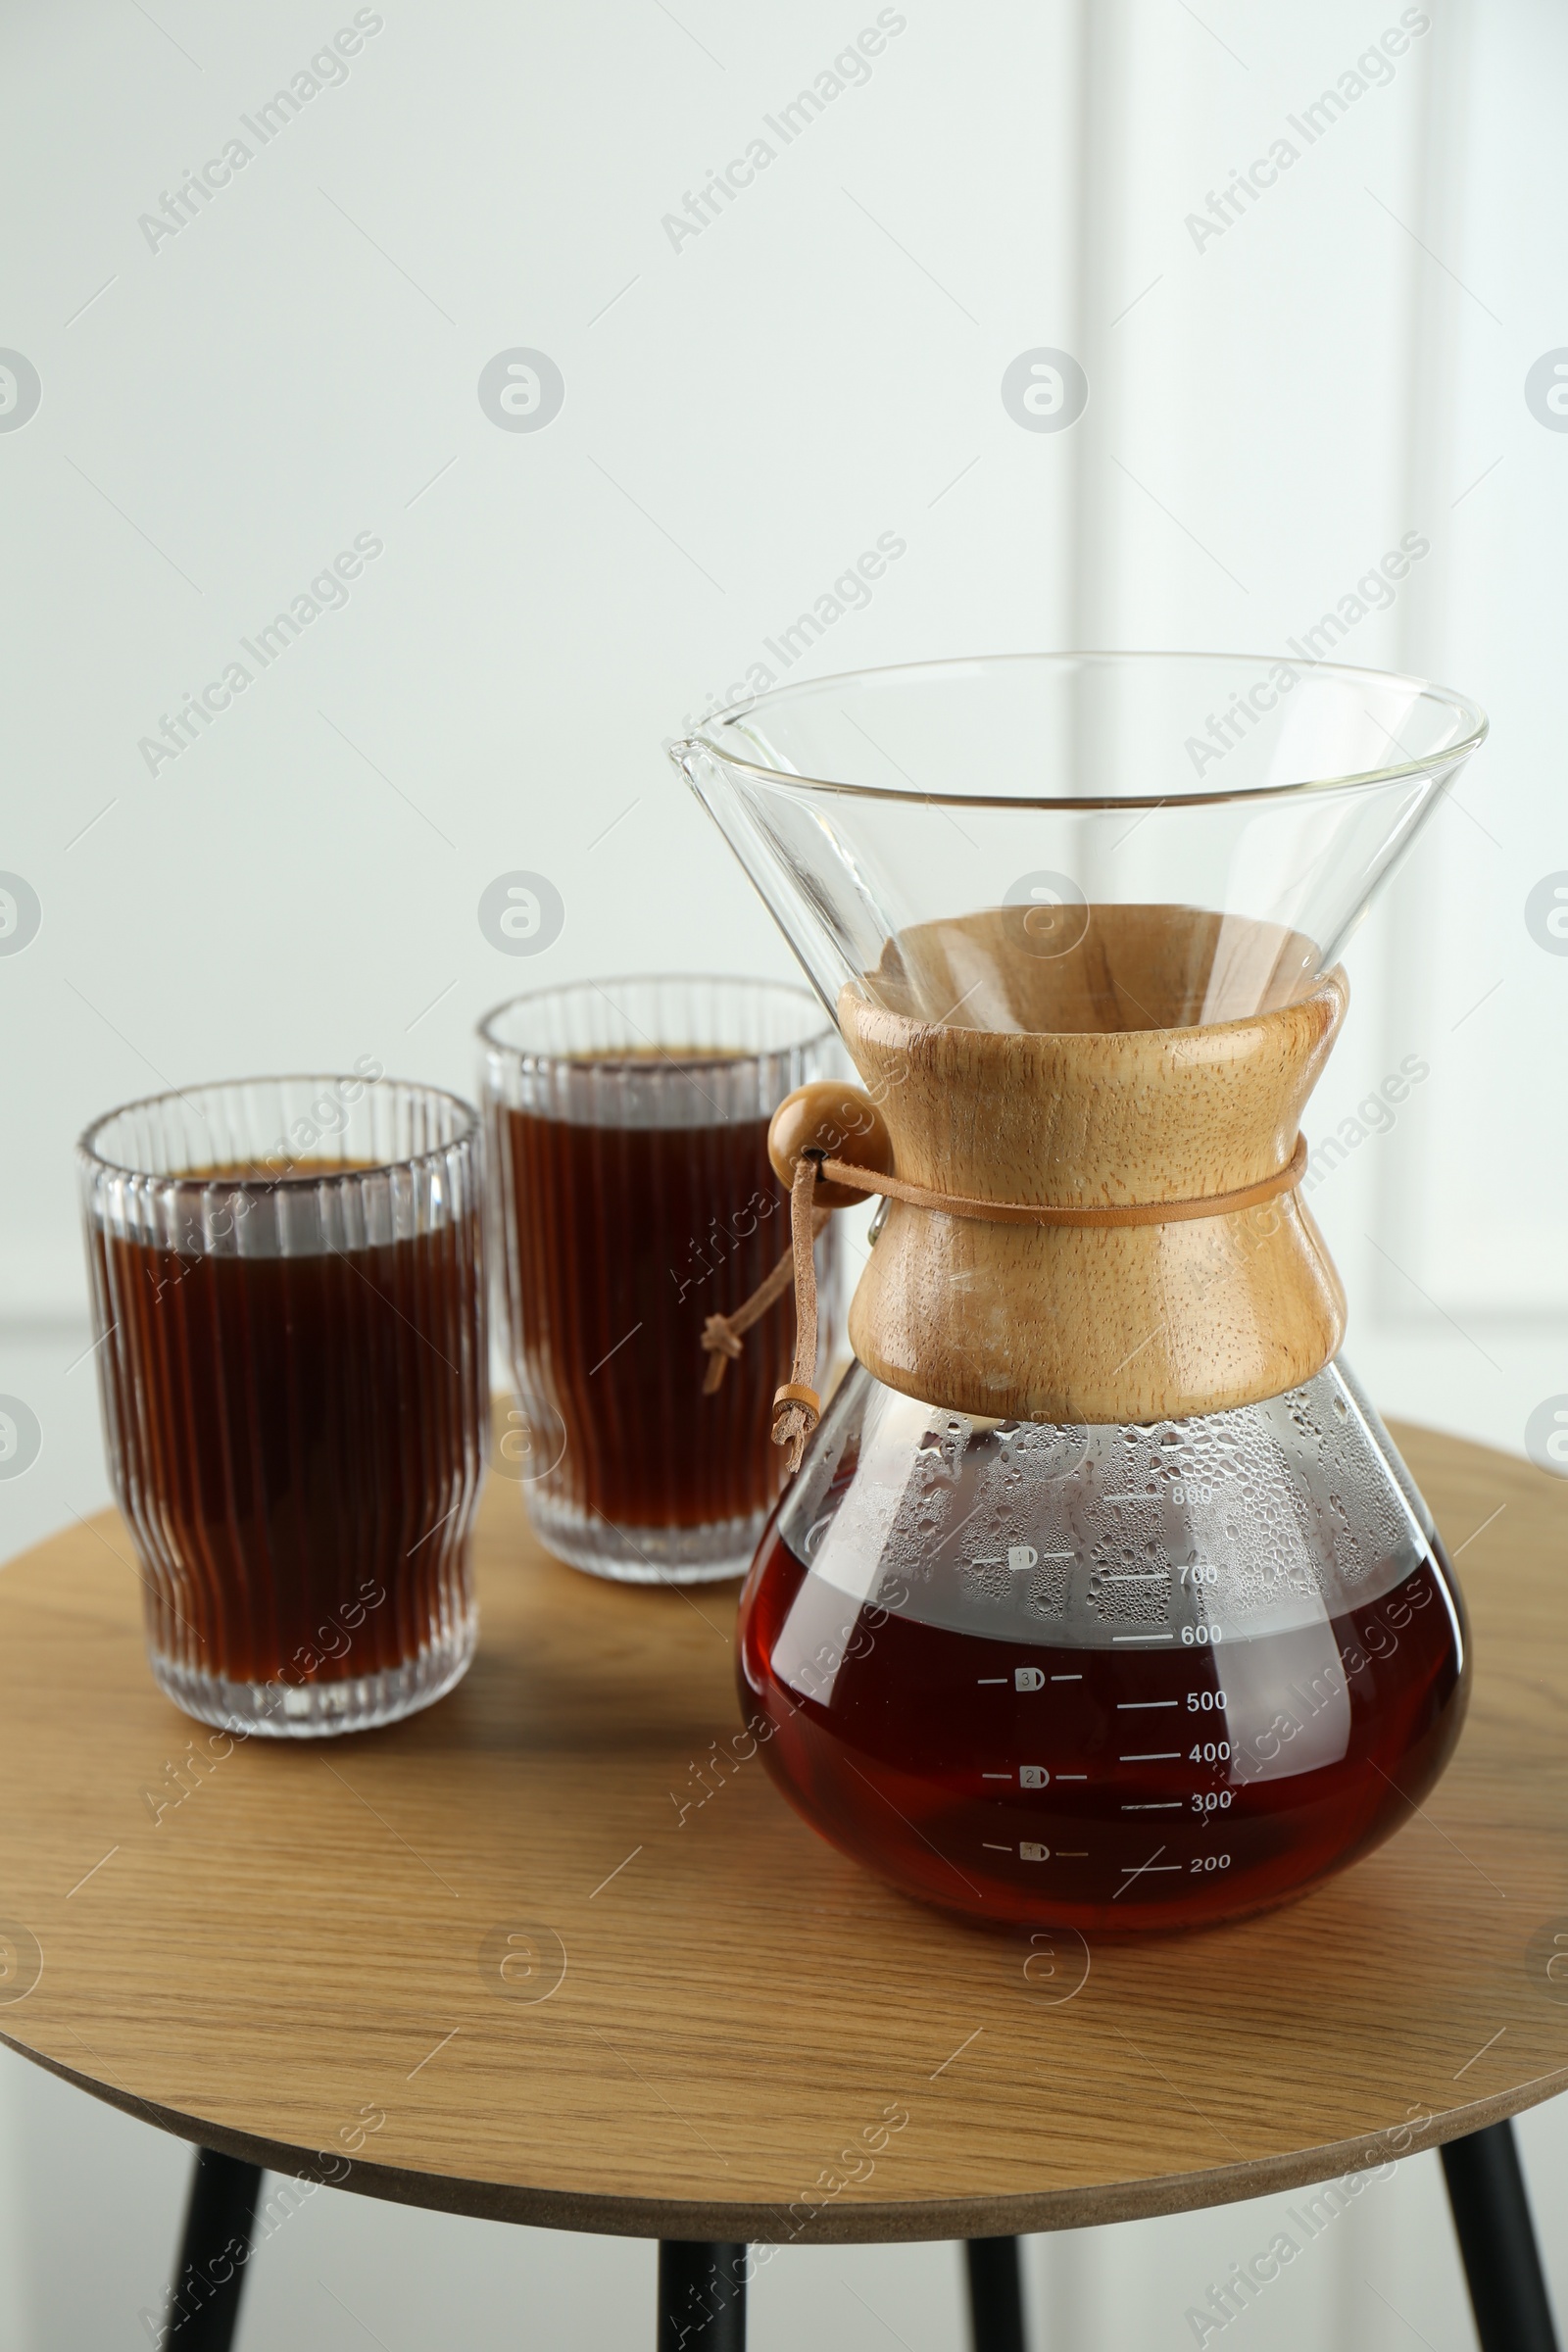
top-left (1, 1423), bottom-right (1565, 2243)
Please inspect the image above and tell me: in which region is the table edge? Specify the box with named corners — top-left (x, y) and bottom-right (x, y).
top-left (6, 2029), bottom-right (1564, 2243)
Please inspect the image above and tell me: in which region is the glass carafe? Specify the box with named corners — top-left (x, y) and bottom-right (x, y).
top-left (670, 654), bottom-right (1487, 1933)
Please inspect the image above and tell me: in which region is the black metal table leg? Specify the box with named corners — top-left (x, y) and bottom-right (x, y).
top-left (163, 2147), bottom-right (263, 2350)
top-left (1441, 2119), bottom-right (1560, 2352)
top-left (658, 2241), bottom-right (747, 2349)
top-left (964, 2236), bottom-right (1027, 2352)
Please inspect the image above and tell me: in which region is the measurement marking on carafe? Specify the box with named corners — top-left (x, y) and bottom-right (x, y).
top-left (1056, 1773), bottom-right (1087, 1781)
top-left (1111, 1633), bottom-right (1174, 1643)
top-left (1122, 1801), bottom-right (1182, 1811)
top-left (982, 1842), bottom-right (1011, 1852)
top-left (1117, 1699), bottom-right (1177, 1709)
top-left (1120, 1751), bottom-right (1180, 1762)
top-left (982, 1773), bottom-right (1010, 1780)
top-left (977, 1677), bottom-right (1007, 1686)
top-left (1051, 1674), bottom-right (1081, 1682)
top-left (1113, 1845), bottom-right (1180, 1897)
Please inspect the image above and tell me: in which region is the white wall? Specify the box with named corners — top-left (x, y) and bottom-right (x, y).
top-left (2, 0), bottom-right (1566, 2343)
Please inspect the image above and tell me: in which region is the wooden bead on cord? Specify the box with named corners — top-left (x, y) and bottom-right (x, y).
top-left (767, 1082), bottom-right (893, 1211)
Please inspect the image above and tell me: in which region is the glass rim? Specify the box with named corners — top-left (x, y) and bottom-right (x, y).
top-left (674, 649), bottom-right (1490, 811)
top-left (477, 970), bottom-right (836, 1069)
top-left (76, 1072), bottom-right (480, 1187)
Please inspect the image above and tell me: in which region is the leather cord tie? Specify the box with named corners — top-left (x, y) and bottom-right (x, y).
top-left (701, 1133), bottom-right (1309, 1478)
top-left (812, 1131), bottom-right (1308, 1230)
top-left (701, 1168), bottom-right (829, 1476)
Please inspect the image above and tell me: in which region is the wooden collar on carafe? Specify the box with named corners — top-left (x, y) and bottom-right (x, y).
top-left (700, 1080), bottom-right (1310, 1474)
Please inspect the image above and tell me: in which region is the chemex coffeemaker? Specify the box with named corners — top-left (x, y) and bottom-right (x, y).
top-left (671, 653), bottom-right (1487, 1934)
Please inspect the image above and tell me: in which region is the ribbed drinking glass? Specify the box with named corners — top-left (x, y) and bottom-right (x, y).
top-left (481, 975), bottom-right (838, 1583)
top-left (79, 1073), bottom-right (487, 1737)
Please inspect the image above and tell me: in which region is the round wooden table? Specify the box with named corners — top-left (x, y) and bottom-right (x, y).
top-left (1, 1424), bottom-right (1565, 2348)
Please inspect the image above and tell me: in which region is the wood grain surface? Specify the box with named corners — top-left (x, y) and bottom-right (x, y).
top-left (840, 907), bottom-right (1348, 1424)
top-left (0, 1422), bottom-right (1565, 2243)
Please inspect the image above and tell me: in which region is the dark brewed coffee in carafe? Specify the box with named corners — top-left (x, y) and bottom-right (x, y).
top-left (740, 1365), bottom-right (1466, 1931)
